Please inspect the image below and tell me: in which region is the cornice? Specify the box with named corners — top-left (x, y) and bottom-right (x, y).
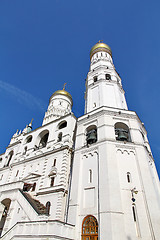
top-left (0, 146), bottom-right (72, 171)
top-left (78, 107), bottom-right (137, 124)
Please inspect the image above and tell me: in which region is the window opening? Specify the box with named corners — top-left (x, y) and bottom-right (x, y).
top-left (26, 136), bottom-right (32, 143)
top-left (115, 122), bottom-right (131, 142)
top-left (93, 76), bottom-right (98, 82)
top-left (93, 102), bottom-right (96, 108)
top-left (23, 146), bottom-right (27, 155)
top-left (59, 121), bottom-right (67, 129)
top-left (50, 177), bottom-right (55, 187)
top-left (53, 159), bottom-right (56, 167)
top-left (105, 74), bottom-right (111, 80)
top-left (17, 208), bottom-right (20, 214)
top-left (127, 172), bottom-right (131, 183)
top-left (57, 132), bottom-right (62, 142)
top-left (89, 169), bottom-right (92, 183)
top-left (132, 204), bottom-right (141, 237)
top-left (32, 183), bottom-right (36, 192)
top-left (86, 126), bottom-right (97, 145)
top-left (132, 205), bottom-right (136, 221)
top-left (6, 151), bottom-right (13, 166)
top-left (16, 170), bottom-right (19, 177)
top-left (39, 133), bottom-right (49, 148)
top-left (23, 183), bottom-right (32, 192)
top-left (46, 201), bottom-right (51, 215)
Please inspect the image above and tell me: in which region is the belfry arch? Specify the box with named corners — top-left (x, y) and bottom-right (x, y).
top-left (81, 215), bottom-right (98, 240)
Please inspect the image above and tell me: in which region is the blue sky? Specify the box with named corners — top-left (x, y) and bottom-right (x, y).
top-left (0, 0), bottom-right (160, 175)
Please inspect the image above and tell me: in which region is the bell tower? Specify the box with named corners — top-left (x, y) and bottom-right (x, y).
top-left (68, 42), bottom-right (160, 240)
top-left (42, 84), bottom-right (73, 125)
top-left (85, 41), bottom-right (127, 113)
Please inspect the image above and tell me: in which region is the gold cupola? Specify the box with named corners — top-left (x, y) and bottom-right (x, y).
top-left (49, 84), bottom-right (73, 105)
top-left (90, 41), bottom-right (112, 59)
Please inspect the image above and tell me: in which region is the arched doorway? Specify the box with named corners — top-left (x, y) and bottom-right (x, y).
top-left (0, 198), bottom-right (11, 236)
top-left (81, 215), bottom-right (98, 240)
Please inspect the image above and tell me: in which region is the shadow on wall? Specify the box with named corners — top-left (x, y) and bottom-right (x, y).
top-left (127, 236), bottom-right (132, 240)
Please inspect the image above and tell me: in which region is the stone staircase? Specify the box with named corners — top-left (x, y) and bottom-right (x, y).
top-left (19, 189), bottom-right (47, 215)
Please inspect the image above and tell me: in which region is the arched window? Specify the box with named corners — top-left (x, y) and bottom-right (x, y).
top-left (89, 169), bottom-right (92, 183)
top-left (57, 132), bottom-right (62, 142)
top-left (26, 135), bottom-right (32, 143)
top-left (86, 125), bottom-right (97, 145)
top-left (82, 215), bottom-right (98, 240)
top-left (115, 122), bottom-right (131, 142)
top-left (0, 198), bottom-right (11, 236)
top-left (132, 204), bottom-right (141, 237)
top-left (38, 130), bottom-right (49, 148)
top-left (6, 151), bottom-right (14, 166)
top-left (58, 121), bottom-right (67, 129)
top-left (46, 201), bottom-right (51, 215)
top-left (127, 172), bottom-right (131, 183)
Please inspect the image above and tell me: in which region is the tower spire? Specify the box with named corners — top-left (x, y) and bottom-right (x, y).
top-left (63, 83), bottom-right (67, 90)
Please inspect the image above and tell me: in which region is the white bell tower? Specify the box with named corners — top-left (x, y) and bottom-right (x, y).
top-left (42, 84), bottom-right (73, 125)
top-left (68, 42), bottom-right (160, 240)
top-left (85, 41), bottom-right (127, 113)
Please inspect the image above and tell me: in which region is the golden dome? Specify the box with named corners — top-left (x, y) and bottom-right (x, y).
top-left (50, 89), bottom-right (73, 105)
top-left (90, 42), bottom-right (112, 59)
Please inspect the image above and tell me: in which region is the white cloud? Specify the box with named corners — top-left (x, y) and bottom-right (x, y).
top-left (0, 80), bottom-right (46, 112)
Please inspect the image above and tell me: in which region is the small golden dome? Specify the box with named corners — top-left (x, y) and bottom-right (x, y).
top-left (90, 42), bottom-right (112, 59)
top-left (50, 89), bottom-right (73, 105)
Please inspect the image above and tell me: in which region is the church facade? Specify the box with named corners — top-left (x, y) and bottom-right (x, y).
top-left (0, 42), bottom-right (160, 240)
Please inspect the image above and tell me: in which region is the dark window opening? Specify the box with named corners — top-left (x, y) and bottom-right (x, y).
top-left (93, 76), bottom-right (98, 82)
top-left (6, 151), bottom-right (13, 166)
top-left (105, 74), bottom-right (111, 80)
top-left (46, 201), bottom-right (51, 215)
top-left (32, 183), bottom-right (36, 192)
top-left (23, 146), bottom-right (27, 155)
top-left (16, 170), bottom-right (19, 177)
top-left (115, 122), bottom-right (131, 142)
top-left (53, 159), bottom-right (56, 167)
top-left (23, 183), bottom-right (33, 192)
top-left (39, 133), bottom-right (49, 148)
top-left (26, 136), bottom-right (32, 143)
top-left (132, 206), bottom-right (137, 222)
top-left (86, 126), bottom-right (97, 145)
top-left (59, 121), bottom-right (67, 129)
top-left (57, 132), bottom-right (62, 142)
top-left (127, 172), bottom-right (131, 183)
top-left (50, 177), bottom-right (55, 187)
top-left (89, 169), bottom-right (92, 183)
